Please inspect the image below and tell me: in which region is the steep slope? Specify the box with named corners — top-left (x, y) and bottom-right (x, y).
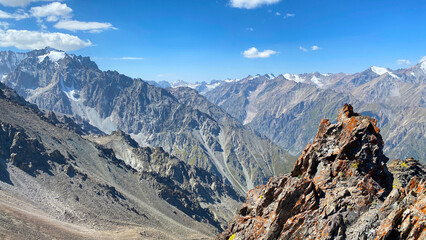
top-left (0, 83), bottom-right (242, 239)
top-left (88, 130), bottom-right (243, 230)
top-left (0, 48), bottom-right (294, 194)
top-left (168, 87), bottom-right (295, 189)
top-left (0, 50), bottom-right (28, 77)
top-left (218, 104), bottom-right (425, 240)
top-left (350, 73), bottom-right (426, 160)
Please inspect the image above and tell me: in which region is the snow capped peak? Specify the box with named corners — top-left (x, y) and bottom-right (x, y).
top-left (205, 81), bottom-right (221, 90)
top-left (370, 66), bottom-right (399, 79)
top-left (171, 80), bottom-right (200, 89)
top-left (370, 66), bottom-right (390, 75)
top-left (421, 61), bottom-right (426, 73)
top-left (310, 75), bottom-right (324, 87)
top-left (38, 51), bottom-right (66, 63)
top-left (283, 73), bottom-right (305, 83)
top-left (419, 58), bottom-right (426, 73)
top-left (224, 78), bottom-right (240, 83)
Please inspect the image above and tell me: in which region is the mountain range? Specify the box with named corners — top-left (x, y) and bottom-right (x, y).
top-left (0, 82), bottom-right (242, 239)
top-left (0, 47), bottom-right (424, 239)
top-left (0, 48), bottom-right (295, 195)
top-left (159, 63), bottom-right (425, 163)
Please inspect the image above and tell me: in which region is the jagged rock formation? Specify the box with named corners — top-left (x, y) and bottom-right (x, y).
top-left (0, 48), bottom-right (294, 194)
top-left (218, 104), bottom-right (425, 240)
top-left (89, 130), bottom-right (243, 230)
top-left (0, 83), bottom-right (242, 239)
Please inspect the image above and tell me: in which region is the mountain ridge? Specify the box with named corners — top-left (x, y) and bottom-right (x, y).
top-left (0, 48), bottom-right (295, 194)
top-left (0, 81), bottom-right (242, 239)
top-left (197, 65), bottom-right (425, 162)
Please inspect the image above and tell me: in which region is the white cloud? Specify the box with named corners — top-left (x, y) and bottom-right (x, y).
top-left (397, 59), bottom-right (411, 65)
top-left (0, 9), bottom-right (30, 20)
top-left (0, 0), bottom-right (54, 7)
top-left (300, 45), bottom-right (321, 52)
top-left (243, 47), bottom-right (278, 58)
top-left (230, 0), bottom-right (281, 9)
top-left (283, 13), bottom-right (295, 19)
top-left (54, 20), bottom-right (117, 33)
top-left (246, 27), bottom-right (254, 31)
top-left (275, 12), bottom-right (281, 16)
top-left (0, 29), bottom-right (92, 51)
top-left (0, 21), bottom-right (10, 30)
top-left (419, 56), bottom-right (426, 63)
top-left (30, 2), bottom-right (72, 22)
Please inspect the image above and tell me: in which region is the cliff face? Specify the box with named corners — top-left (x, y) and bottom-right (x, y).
top-left (218, 104), bottom-right (425, 240)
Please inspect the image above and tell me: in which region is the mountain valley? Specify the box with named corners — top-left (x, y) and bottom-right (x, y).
top-left (0, 48), bottom-right (424, 240)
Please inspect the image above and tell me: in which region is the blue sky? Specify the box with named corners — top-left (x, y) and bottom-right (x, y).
top-left (0, 0), bottom-right (425, 82)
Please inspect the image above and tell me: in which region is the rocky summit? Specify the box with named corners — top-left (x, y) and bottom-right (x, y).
top-left (217, 104), bottom-right (425, 240)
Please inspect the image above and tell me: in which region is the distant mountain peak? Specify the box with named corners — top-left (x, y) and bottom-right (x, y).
top-left (370, 66), bottom-right (399, 79)
top-left (420, 60), bottom-right (426, 73)
top-left (264, 73), bottom-right (275, 79)
top-left (38, 50), bottom-right (66, 63)
top-left (370, 65), bottom-right (390, 75)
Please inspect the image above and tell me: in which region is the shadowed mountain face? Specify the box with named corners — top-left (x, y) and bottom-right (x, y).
top-left (201, 67), bottom-right (425, 163)
top-left (0, 82), bottom-right (243, 239)
top-left (0, 48), bottom-right (294, 194)
top-left (218, 104), bottom-right (425, 240)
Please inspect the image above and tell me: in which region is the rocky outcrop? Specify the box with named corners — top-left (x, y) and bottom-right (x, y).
top-left (0, 122), bottom-right (66, 176)
top-left (90, 130), bottom-right (243, 230)
top-left (218, 104), bottom-right (425, 240)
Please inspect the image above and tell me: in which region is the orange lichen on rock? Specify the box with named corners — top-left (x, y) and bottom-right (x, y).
top-left (217, 104), bottom-right (425, 240)
top-left (315, 119), bottom-right (331, 140)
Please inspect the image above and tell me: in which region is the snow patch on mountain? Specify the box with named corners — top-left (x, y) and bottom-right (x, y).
top-left (38, 51), bottom-right (66, 63)
top-left (284, 74), bottom-right (305, 83)
top-left (371, 66), bottom-right (389, 75)
top-left (310, 75), bottom-right (324, 87)
top-left (371, 66), bottom-right (399, 79)
top-left (171, 80), bottom-right (200, 89)
top-left (60, 77), bottom-right (80, 102)
top-left (224, 78), bottom-right (240, 83)
top-left (421, 61), bottom-right (426, 73)
top-left (205, 82), bottom-right (221, 90)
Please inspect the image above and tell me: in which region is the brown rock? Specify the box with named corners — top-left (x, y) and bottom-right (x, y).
top-left (218, 104), bottom-right (425, 240)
